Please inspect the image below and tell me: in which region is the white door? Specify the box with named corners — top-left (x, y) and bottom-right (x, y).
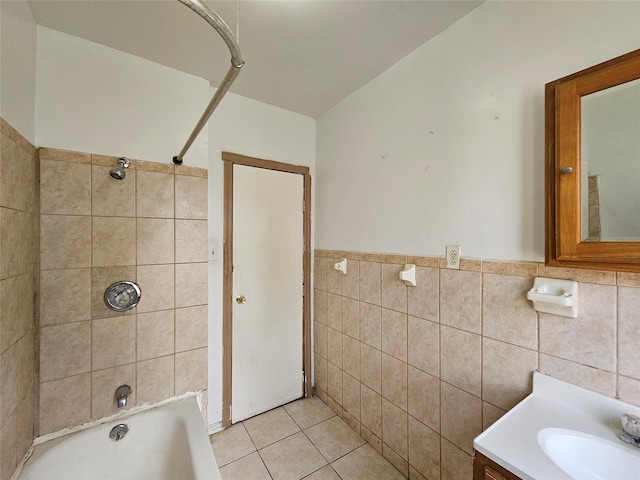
top-left (231, 165), bottom-right (304, 422)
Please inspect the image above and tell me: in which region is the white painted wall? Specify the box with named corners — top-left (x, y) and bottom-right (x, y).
top-left (35, 26), bottom-right (209, 167)
top-left (1, 0), bottom-right (37, 143)
top-left (206, 91), bottom-right (316, 425)
top-left (316, 0), bottom-right (640, 262)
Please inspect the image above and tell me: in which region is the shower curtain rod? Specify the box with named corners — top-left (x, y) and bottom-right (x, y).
top-left (173, 0), bottom-right (244, 165)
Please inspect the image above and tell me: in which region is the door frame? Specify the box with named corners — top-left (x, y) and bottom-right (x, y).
top-left (222, 151), bottom-right (312, 427)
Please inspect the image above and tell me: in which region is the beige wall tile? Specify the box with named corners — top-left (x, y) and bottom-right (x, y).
top-left (314, 257), bottom-right (327, 291)
top-left (91, 266), bottom-right (137, 319)
top-left (539, 283), bottom-right (616, 372)
top-left (483, 402), bottom-right (507, 431)
top-left (175, 175), bottom-right (207, 219)
top-left (41, 215), bottom-right (91, 270)
top-left (407, 266), bottom-right (439, 322)
top-left (407, 316), bottom-right (439, 377)
top-left (343, 372), bottom-right (361, 420)
top-left (17, 211), bottom-right (36, 275)
top-left (92, 217), bottom-right (136, 266)
top-left (440, 326), bottom-right (481, 397)
top-left (381, 309), bottom-right (407, 362)
top-left (381, 399), bottom-right (408, 459)
top-left (440, 269), bottom-right (481, 334)
top-left (136, 160), bottom-right (172, 173)
top-left (360, 261), bottom-right (381, 306)
top-left (618, 286), bottom-right (640, 380)
top-left (315, 354), bottom-right (328, 392)
top-left (1, 208), bottom-right (19, 277)
top-left (40, 160), bottom-right (91, 215)
top-left (40, 268), bottom-right (91, 325)
top-left (383, 443), bottom-right (408, 477)
top-left (91, 363), bottom-right (136, 419)
top-left (382, 353), bottom-right (407, 411)
top-left (92, 316), bottom-right (136, 370)
top-left (39, 373), bottom-right (91, 435)
top-left (137, 310), bottom-right (175, 360)
top-left (327, 361), bottom-right (343, 404)
top-left (175, 305), bottom-right (208, 352)
top-left (1, 341), bottom-right (20, 425)
top-left (92, 166), bottom-right (136, 217)
top-left (175, 220), bottom-right (208, 263)
top-left (441, 438), bottom-right (473, 480)
top-left (482, 261), bottom-right (538, 277)
top-left (440, 382), bottom-right (482, 455)
top-left (361, 343), bottom-right (382, 394)
top-left (136, 355), bottom-right (174, 405)
top-left (483, 274), bottom-right (538, 349)
top-left (1, 137), bottom-right (21, 210)
top-left (382, 264), bottom-right (407, 313)
top-left (137, 264), bottom-right (175, 312)
top-left (40, 147), bottom-right (90, 164)
top-left (1, 276), bottom-right (22, 353)
top-left (136, 218), bottom-right (174, 265)
top-left (361, 385), bottom-right (382, 437)
top-left (617, 272), bottom-right (640, 287)
top-left (359, 426), bottom-right (383, 454)
top-left (342, 297), bottom-right (360, 340)
top-left (175, 347), bottom-right (207, 394)
top-left (327, 293), bottom-right (342, 332)
top-left (482, 338), bottom-right (537, 410)
top-left (327, 327), bottom-right (343, 369)
top-left (360, 302), bottom-right (381, 349)
top-left (537, 265), bottom-right (616, 285)
top-left (315, 321), bottom-right (328, 359)
top-left (342, 259), bottom-right (360, 299)
top-left (137, 171), bottom-right (174, 218)
top-left (408, 416), bottom-right (440, 480)
top-left (175, 262), bottom-right (207, 308)
top-left (40, 321), bottom-right (91, 382)
top-left (343, 335), bottom-right (360, 380)
top-left (538, 354), bottom-right (615, 397)
top-left (618, 376), bottom-right (640, 406)
top-left (408, 366), bottom-right (440, 433)
top-left (314, 289), bottom-right (327, 325)
top-left (326, 257), bottom-right (343, 295)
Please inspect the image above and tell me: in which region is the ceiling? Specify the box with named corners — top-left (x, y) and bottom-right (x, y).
top-left (27, 0), bottom-right (484, 118)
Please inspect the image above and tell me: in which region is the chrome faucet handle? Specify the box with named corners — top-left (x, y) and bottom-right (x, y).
top-left (621, 413), bottom-right (640, 447)
top-left (115, 385), bottom-right (132, 408)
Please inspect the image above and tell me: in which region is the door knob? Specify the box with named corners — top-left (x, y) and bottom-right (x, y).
top-left (236, 294), bottom-right (247, 304)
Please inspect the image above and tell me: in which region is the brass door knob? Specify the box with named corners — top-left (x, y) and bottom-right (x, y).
top-left (236, 294), bottom-right (247, 304)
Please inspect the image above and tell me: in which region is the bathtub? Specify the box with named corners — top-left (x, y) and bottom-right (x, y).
top-left (16, 396), bottom-right (221, 480)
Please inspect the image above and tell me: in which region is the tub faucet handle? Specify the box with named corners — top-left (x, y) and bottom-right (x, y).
top-left (621, 413), bottom-right (640, 447)
top-left (115, 385), bottom-right (132, 408)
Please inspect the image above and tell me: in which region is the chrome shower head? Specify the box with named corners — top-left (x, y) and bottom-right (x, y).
top-left (110, 157), bottom-right (130, 180)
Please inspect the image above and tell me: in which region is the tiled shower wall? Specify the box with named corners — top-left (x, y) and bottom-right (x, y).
top-left (38, 148), bottom-right (209, 435)
top-left (313, 250), bottom-right (640, 480)
top-left (0, 120), bottom-right (39, 479)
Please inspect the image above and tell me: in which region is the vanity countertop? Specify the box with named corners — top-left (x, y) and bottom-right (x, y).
top-left (474, 372), bottom-right (640, 480)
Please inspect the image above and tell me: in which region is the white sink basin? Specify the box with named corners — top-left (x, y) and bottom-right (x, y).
top-left (538, 428), bottom-right (640, 480)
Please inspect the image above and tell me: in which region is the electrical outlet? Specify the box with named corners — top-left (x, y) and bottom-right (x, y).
top-left (446, 245), bottom-right (461, 269)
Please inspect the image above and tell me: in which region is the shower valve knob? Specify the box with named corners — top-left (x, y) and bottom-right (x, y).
top-left (236, 295), bottom-right (247, 304)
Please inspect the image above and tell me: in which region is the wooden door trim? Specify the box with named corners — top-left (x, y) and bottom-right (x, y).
top-left (222, 151), bottom-right (312, 427)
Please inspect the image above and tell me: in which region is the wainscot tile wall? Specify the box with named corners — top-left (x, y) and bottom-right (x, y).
top-left (313, 249), bottom-right (640, 480)
top-left (38, 148), bottom-right (209, 435)
top-left (0, 119), bottom-right (39, 480)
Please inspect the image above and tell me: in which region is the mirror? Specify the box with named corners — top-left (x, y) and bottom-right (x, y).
top-left (545, 49), bottom-right (640, 272)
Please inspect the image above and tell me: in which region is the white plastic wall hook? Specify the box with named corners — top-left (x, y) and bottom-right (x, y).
top-left (526, 277), bottom-right (578, 318)
top-left (399, 264), bottom-right (416, 287)
top-left (334, 258), bottom-right (347, 275)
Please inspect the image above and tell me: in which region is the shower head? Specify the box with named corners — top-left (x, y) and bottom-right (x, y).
top-left (110, 157), bottom-right (130, 180)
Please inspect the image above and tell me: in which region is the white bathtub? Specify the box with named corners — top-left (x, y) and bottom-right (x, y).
top-left (16, 396), bottom-right (221, 480)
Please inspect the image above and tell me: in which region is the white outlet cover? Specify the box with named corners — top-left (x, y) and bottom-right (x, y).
top-left (446, 245), bottom-right (460, 269)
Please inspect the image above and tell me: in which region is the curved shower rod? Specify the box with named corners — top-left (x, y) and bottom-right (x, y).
top-left (173, 0), bottom-right (244, 165)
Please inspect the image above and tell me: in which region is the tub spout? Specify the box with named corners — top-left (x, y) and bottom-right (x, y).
top-left (115, 385), bottom-right (132, 408)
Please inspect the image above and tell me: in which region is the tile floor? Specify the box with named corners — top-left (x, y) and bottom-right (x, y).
top-left (209, 397), bottom-right (406, 480)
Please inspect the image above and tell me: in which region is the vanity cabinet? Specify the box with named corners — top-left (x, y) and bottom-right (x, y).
top-left (473, 452), bottom-right (522, 480)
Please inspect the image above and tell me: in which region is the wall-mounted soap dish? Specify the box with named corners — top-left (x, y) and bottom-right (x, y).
top-left (526, 277), bottom-right (578, 318)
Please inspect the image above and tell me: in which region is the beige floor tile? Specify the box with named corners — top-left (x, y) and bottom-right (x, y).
top-left (305, 416), bottom-right (365, 462)
top-left (259, 431), bottom-right (327, 480)
top-left (331, 444), bottom-right (405, 480)
top-left (211, 423), bottom-right (257, 467)
top-left (220, 452), bottom-right (271, 480)
top-left (302, 465), bottom-right (341, 480)
top-left (284, 396), bottom-right (336, 429)
top-left (244, 407), bottom-right (301, 449)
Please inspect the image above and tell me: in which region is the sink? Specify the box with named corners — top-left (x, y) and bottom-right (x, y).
top-left (538, 428), bottom-right (640, 480)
